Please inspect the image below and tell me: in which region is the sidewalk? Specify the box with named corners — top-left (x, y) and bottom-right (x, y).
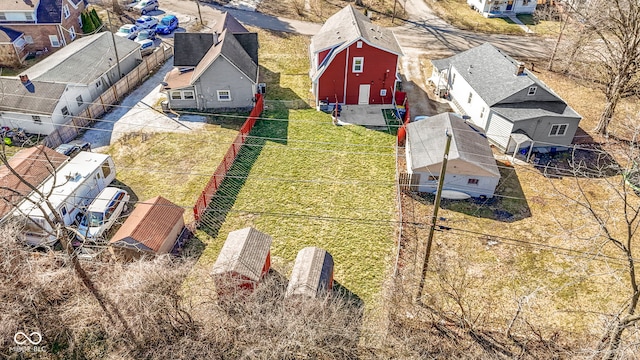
top-left (507, 14), bottom-right (533, 34)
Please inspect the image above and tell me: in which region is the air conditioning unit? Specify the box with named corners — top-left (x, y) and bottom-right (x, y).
top-left (258, 83), bottom-right (266, 94)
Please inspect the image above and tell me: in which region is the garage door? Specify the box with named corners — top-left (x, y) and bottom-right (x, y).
top-left (485, 114), bottom-right (513, 150)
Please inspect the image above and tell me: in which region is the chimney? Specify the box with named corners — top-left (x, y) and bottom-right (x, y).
top-left (515, 62), bottom-right (525, 76)
top-left (213, 31), bottom-right (220, 45)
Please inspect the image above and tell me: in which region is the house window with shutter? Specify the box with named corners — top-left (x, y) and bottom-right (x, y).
top-left (217, 90), bottom-right (231, 101)
top-left (549, 124), bottom-right (569, 136)
top-left (352, 57), bottom-right (364, 73)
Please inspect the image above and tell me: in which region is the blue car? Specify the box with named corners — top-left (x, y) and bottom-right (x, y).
top-left (155, 15), bottom-right (178, 34)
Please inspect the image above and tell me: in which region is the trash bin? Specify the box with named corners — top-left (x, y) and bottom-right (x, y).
top-left (161, 100), bottom-right (169, 112)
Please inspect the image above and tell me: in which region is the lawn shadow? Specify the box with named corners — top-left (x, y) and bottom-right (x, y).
top-left (333, 280), bottom-right (365, 310)
top-left (408, 161), bottom-right (532, 222)
top-left (528, 144), bottom-right (620, 179)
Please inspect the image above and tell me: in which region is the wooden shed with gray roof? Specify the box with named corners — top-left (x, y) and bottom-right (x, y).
top-left (309, 5), bottom-right (403, 108)
top-left (211, 227), bottom-right (272, 292)
top-left (430, 43), bottom-right (581, 154)
top-left (109, 196), bottom-right (185, 260)
top-left (286, 247), bottom-right (334, 298)
top-left (405, 112), bottom-right (500, 198)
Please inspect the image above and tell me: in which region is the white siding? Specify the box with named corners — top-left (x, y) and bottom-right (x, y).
top-left (485, 113), bottom-right (513, 149)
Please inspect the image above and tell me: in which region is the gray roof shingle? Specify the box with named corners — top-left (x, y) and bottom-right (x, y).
top-left (406, 112), bottom-right (500, 178)
top-left (26, 32), bottom-right (140, 84)
top-left (173, 33), bottom-right (214, 67)
top-left (286, 247), bottom-right (334, 298)
top-left (212, 227), bottom-right (272, 282)
top-left (0, 77), bottom-right (66, 114)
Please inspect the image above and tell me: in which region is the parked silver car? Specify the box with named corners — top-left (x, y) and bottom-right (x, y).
top-left (133, 0), bottom-right (159, 15)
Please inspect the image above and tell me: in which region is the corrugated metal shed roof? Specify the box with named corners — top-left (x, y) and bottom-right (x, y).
top-left (211, 227), bottom-right (272, 282)
top-left (0, 145), bottom-right (68, 221)
top-left (109, 196), bottom-right (185, 253)
top-left (406, 112), bottom-right (500, 178)
top-left (286, 247), bottom-right (334, 298)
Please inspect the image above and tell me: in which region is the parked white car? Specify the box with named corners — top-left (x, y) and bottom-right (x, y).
top-left (77, 187), bottom-right (130, 241)
top-left (135, 15), bottom-right (158, 29)
top-left (115, 24), bottom-right (140, 40)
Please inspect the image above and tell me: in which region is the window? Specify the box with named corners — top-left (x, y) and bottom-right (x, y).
top-left (171, 91), bottom-right (182, 100)
top-left (78, 15), bottom-right (82, 27)
top-left (101, 161), bottom-right (111, 178)
top-left (60, 206), bottom-right (67, 216)
top-left (0, 13), bottom-right (6, 20)
top-left (352, 57), bottom-right (364, 73)
top-left (183, 90), bottom-right (195, 100)
top-left (76, 95), bottom-right (83, 106)
top-left (451, 73), bottom-right (456, 85)
top-left (32, 115), bottom-right (41, 123)
top-left (380, 89), bottom-right (387, 97)
top-left (549, 124), bottom-right (569, 136)
top-left (25, 12), bottom-right (33, 21)
top-left (480, 107), bottom-right (485, 118)
top-left (428, 175), bottom-right (439, 181)
top-left (63, 5), bottom-right (70, 19)
top-left (49, 35), bottom-right (60, 47)
top-left (61, 106), bottom-right (70, 116)
top-left (467, 92), bottom-right (473, 103)
top-left (96, 80), bottom-right (102, 88)
top-left (468, 178), bottom-right (479, 185)
top-left (356, 41), bottom-right (363, 48)
top-left (523, 0), bottom-right (530, 5)
top-left (69, 26), bottom-right (76, 40)
top-left (528, 86), bottom-right (537, 96)
top-left (217, 90), bottom-right (231, 101)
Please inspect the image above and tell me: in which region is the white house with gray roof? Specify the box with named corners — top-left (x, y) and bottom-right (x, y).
top-left (430, 43), bottom-right (581, 154)
top-left (0, 32), bottom-right (141, 136)
top-left (406, 112), bottom-right (500, 198)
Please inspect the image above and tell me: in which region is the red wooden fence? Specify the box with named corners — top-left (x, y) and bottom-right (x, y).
top-left (193, 94), bottom-right (264, 223)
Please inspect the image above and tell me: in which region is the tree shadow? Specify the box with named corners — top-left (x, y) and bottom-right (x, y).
top-left (529, 144), bottom-right (620, 179)
top-left (408, 161), bottom-right (532, 222)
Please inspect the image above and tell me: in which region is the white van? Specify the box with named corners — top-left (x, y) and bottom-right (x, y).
top-left (77, 187), bottom-right (130, 242)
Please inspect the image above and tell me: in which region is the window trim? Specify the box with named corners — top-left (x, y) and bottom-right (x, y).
top-left (49, 35), bottom-right (61, 47)
top-left (352, 57), bottom-right (364, 73)
top-left (468, 178), bottom-right (479, 185)
top-left (63, 4), bottom-right (70, 19)
top-left (69, 26), bottom-right (76, 40)
top-left (217, 90), bottom-right (232, 102)
top-left (527, 86), bottom-right (537, 96)
top-left (183, 90), bottom-right (195, 100)
top-left (32, 115), bottom-right (42, 123)
top-left (467, 92), bottom-right (473, 104)
top-left (76, 95), bottom-right (83, 106)
top-left (549, 123), bottom-right (569, 137)
top-left (61, 106), bottom-right (70, 116)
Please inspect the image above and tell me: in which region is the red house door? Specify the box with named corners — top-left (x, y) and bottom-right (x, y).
top-left (358, 84), bottom-right (370, 105)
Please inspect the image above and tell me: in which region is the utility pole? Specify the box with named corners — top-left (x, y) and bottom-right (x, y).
top-left (105, 10), bottom-right (123, 81)
top-left (416, 129), bottom-right (452, 301)
top-left (392, 0), bottom-right (397, 24)
top-left (195, 0), bottom-right (204, 26)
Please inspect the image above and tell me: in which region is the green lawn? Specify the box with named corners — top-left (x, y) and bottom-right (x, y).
top-left (197, 104), bottom-right (398, 304)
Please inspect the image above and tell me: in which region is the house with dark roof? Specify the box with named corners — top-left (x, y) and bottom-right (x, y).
top-left (110, 196), bottom-right (185, 260)
top-left (0, 26), bottom-right (28, 67)
top-left (467, 0), bottom-right (536, 18)
top-left (405, 112), bottom-right (500, 198)
top-left (163, 12), bottom-right (259, 111)
top-left (0, 0), bottom-right (86, 67)
top-left (0, 32), bottom-right (140, 135)
top-left (211, 227), bottom-right (272, 293)
top-left (0, 145), bottom-right (68, 223)
top-left (286, 247), bottom-right (334, 298)
top-left (309, 5), bottom-right (403, 108)
top-left (430, 43), bottom-right (581, 154)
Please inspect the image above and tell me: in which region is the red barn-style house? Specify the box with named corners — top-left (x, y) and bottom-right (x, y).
top-left (211, 227), bottom-right (272, 293)
top-left (309, 5), bottom-right (403, 109)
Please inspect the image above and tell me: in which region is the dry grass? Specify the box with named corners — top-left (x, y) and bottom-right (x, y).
top-left (428, 0), bottom-right (526, 34)
top-left (255, 0), bottom-right (408, 27)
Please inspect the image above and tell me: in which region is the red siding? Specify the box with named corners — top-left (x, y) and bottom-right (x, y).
top-left (261, 251), bottom-right (271, 277)
top-left (317, 41), bottom-right (398, 105)
top-left (318, 48), bottom-right (331, 67)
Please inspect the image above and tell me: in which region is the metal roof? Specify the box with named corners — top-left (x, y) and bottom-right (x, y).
top-left (406, 112), bottom-right (500, 178)
top-left (211, 227), bottom-right (272, 282)
top-left (110, 196), bottom-right (185, 254)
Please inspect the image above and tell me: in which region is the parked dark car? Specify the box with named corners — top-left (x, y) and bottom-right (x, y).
top-left (155, 14), bottom-right (178, 35)
top-left (54, 140), bottom-right (91, 158)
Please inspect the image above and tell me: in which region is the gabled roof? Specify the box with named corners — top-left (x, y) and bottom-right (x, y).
top-left (0, 145), bottom-right (68, 221)
top-left (492, 101), bottom-right (581, 121)
top-left (211, 11), bottom-right (249, 35)
top-left (26, 32), bottom-right (140, 84)
top-left (191, 28), bottom-right (258, 84)
top-left (432, 43), bottom-right (558, 106)
top-left (310, 5), bottom-right (402, 55)
top-left (406, 112), bottom-right (500, 178)
top-left (173, 33), bottom-right (214, 67)
top-left (36, 0), bottom-right (62, 24)
top-left (212, 227), bottom-right (272, 282)
top-left (110, 196), bottom-right (185, 254)
top-left (0, 77), bottom-right (66, 114)
top-left (286, 247), bottom-right (334, 298)
top-left (0, 26), bottom-right (23, 42)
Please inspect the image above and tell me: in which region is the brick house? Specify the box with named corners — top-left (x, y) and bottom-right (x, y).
top-left (0, 0), bottom-right (86, 67)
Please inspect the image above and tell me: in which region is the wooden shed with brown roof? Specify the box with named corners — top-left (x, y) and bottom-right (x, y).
top-left (0, 145), bottom-right (68, 222)
top-left (211, 227), bottom-right (272, 292)
top-left (109, 196), bottom-right (185, 259)
top-left (286, 247), bottom-right (334, 298)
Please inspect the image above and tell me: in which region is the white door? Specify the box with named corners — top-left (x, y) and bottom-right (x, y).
top-left (358, 84), bottom-right (370, 105)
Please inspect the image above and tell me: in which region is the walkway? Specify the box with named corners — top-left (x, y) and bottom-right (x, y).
top-left (507, 14), bottom-right (534, 34)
